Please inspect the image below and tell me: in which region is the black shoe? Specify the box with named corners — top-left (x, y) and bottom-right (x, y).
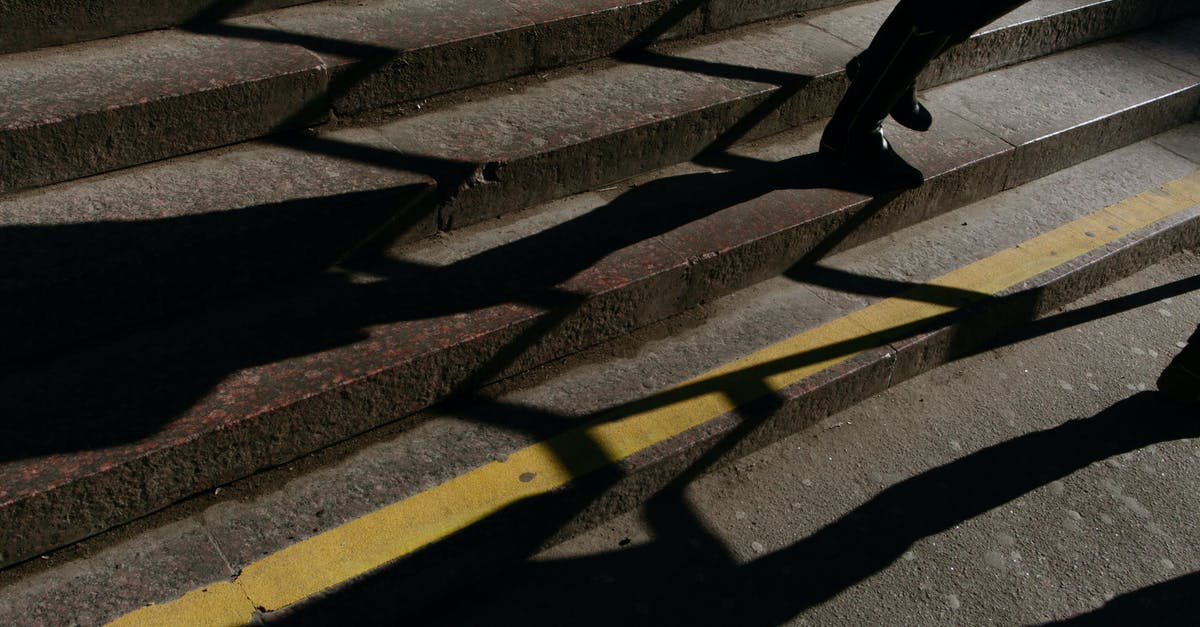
top-left (819, 127), bottom-right (924, 189)
top-left (846, 55), bottom-right (933, 132)
top-left (1158, 342), bottom-right (1200, 404)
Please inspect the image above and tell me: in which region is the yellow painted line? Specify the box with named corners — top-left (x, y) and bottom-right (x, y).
top-left (108, 582), bottom-right (256, 627)
top-left (109, 169), bottom-right (1200, 626)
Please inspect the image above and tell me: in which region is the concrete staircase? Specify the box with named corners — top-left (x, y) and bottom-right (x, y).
top-left (0, 0), bottom-right (1197, 622)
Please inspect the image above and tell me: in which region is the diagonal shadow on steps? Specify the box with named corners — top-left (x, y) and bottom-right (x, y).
top-left (2, 0), bottom-right (822, 369)
top-left (0, 152), bottom-right (912, 463)
top-left (377, 392), bottom-right (1198, 627)
top-left (8, 0), bottom-right (1194, 583)
top-left (5, 0), bottom-right (837, 367)
top-left (0, 0), bottom-right (865, 547)
top-left (263, 257), bottom-right (1198, 622)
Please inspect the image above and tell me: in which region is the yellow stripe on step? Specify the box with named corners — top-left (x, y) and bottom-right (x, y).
top-left (109, 169), bottom-right (1200, 626)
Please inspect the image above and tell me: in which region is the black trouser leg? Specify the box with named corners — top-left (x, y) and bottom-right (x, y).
top-left (819, 5), bottom-right (950, 158)
top-left (823, 1), bottom-right (1031, 151)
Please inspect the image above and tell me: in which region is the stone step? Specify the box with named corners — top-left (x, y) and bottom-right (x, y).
top-left (1, 31), bottom-right (1196, 569)
top-left (0, 1), bottom-right (317, 54)
top-left (3, 0), bottom-right (1183, 366)
top-left (0, 0), bottom-right (1171, 197)
top-left (0, 0), bottom-right (847, 195)
top-left (2, 124), bottom-right (1196, 625)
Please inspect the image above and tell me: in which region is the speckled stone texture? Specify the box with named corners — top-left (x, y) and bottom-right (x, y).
top-left (0, 0), bottom-right (1159, 204)
top-left (806, 0), bottom-right (1165, 89)
top-left (925, 38), bottom-right (1200, 188)
top-left (0, 0), bottom-right (1152, 201)
top-left (0, 519), bottom-right (234, 625)
top-left (0, 128), bottom-right (436, 365)
top-left (376, 0), bottom-right (1164, 231)
top-left (375, 19), bottom-right (852, 231)
top-left (256, 0), bottom-right (537, 115)
top-left (265, 146), bottom-right (1200, 625)
top-left (0, 0), bottom-right (316, 53)
top-left (0, 0), bottom-right (1191, 577)
top-left (0, 27), bottom-right (328, 194)
top-left (232, 0), bottom-right (850, 115)
top-left (0, 46), bottom-right (1191, 568)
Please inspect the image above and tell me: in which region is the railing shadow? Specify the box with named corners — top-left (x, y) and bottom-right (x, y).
top-left (8, 5), bottom-right (1194, 610)
top-left (365, 392), bottom-right (1197, 627)
top-left (255, 260), bottom-right (1198, 623)
top-left (3, 0), bottom-right (826, 368)
top-left (0, 149), bottom-right (901, 463)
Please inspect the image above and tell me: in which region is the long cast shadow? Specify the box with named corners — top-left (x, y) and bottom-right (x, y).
top-left (260, 246), bottom-right (1200, 622)
top-left (399, 392), bottom-right (1198, 627)
top-left (0, 151), bottom-right (879, 462)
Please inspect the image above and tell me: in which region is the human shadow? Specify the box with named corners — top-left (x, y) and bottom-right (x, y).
top-left (398, 392), bottom-right (1199, 627)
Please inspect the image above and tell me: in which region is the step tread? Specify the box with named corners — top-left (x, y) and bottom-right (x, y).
top-left (0, 0), bottom-right (316, 54)
top-left (0, 0), bottom-right (843, 193)
top-left (0, 0), bottom-right (1166, 195)
top-left (2, 0), bottom-right (1162, 366)
top-left (1, 27), bottom-right (1196, 567)
top-left (0, 26), bottom-right (328, 193)
top-left (3, 125), bottom-right (1196, 624)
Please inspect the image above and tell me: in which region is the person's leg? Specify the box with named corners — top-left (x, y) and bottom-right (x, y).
top-left (845, 52), bottom-right (933, 132)
top-left (818, 2), bottom-right (950, 185)
top-left (1158, 324), bottom-right (1200, 404)
top-left (820, 1), bottom-right (1031, 181)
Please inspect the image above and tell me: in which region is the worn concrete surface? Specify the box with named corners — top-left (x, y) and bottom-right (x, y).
top-left (0, 0), bottom-right (1174, 197)
top-left (389, 2), bottom-right (1179, 231)
top-left (0, 0), bottom-right (1156, 364)
top-left (0, 128), bottom-right (436, 365)
top-left (924, 37), bottom-right (1200, 189)
top-left (2, 124), bottom-right (1195, 624)
top-left (0, 0), bottom-right (315, 54)
top-left (0, 26), bottom-right (329, 194)
top-left (0, 37), bottom-right (1191, 569)
top-left (0, 520), bottom-right (233, 627)
top-left (416, 243), bottom-right (1200, 627)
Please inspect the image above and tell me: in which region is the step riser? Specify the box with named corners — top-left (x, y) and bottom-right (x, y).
top-left (0, 0), bottom-right (1166, 200)
top-left (0, 41), bottom-right (330, 195)
top-left (270, 205), bottom-right (1200, 625)
top-left (920, 0), bottom-right (1161, 88)
top-left (319, 0), bottom-right (852, 117)
top-left (891, 211), bottom-right (1200, 386)
top-left (0, 89), bottom-right (1186, 568)
top-left (435, 0), bottom-right (1173, 231)
top-left (1, 182), bottom-right (437, 369)
top-left (0, 0), bottom-right (844, 196)
top-left (1005, 88), bottom-right (1200, 189)
top-left (0, 1), bottom-right (317, 54)
top-left (3, 0), bottom-right (1163, 369)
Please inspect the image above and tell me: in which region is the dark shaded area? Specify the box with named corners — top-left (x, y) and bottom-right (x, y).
top-left (0, 182), bottom-right (434, 367)
top-left (262, 259), bottom-right (1199, 625)
top-left (181, 0), bottom-right (315, 27)
top-left (4, 0), bottom-right (1195, 603)
top-left (1039, 571), bottom-right (1200, 626)
top-left (4, 0), bottom-right (850, 370)
top-left (2, 0), bottom-right (816, 377)
top-left (0, 149), bottom-right (889, 462)
top-left (364, 393), bottom-right (1196, 627)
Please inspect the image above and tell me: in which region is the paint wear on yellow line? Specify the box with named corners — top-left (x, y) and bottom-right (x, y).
top-left (109, 169), bottom-right (1200, 626)
top-left (108, 582), bottom-right (256, 627)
